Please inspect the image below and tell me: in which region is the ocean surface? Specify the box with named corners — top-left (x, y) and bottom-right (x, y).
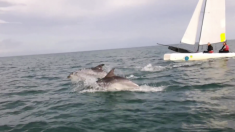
top-left (1, 44), bottom-right (235, 132)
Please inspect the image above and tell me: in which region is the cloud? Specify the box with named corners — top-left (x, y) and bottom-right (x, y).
top-left (1, 0), bottom-right (154, 18)
top-left (0, 19), bottom-right (7, 23)
top-left (0, 1), bottom-right (15, 7)
top-left (0, 0), bottom-right (235, 57)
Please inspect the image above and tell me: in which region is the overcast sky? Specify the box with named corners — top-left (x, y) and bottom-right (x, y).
top-left (0, 0), bottom-right (235, 56)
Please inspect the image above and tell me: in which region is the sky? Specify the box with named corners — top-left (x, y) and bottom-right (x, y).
top-left (0, 0), bottom-right (235, 57)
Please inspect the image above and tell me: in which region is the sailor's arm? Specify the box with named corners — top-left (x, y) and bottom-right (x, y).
top-left (220, 45), bottom-right (225, 51)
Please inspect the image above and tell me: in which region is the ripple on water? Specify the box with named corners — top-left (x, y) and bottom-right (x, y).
top-left (1, 47), bottom-right (235, 131)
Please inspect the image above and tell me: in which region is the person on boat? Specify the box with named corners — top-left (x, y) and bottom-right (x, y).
top-left (219, 42), bottom-right (229, 53)
top-left (203, 42), bottom-right (213, 53)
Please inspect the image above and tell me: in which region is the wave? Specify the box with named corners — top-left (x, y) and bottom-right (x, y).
top-left (140, 62), bottom-right (203, 72)
top-left (172, 62), bottom-right (203, 68)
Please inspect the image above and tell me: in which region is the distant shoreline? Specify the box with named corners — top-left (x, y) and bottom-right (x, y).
top-left (0, 45), bottom-right (158, 58)
top-left (1, 39), bottom-right (234, 58)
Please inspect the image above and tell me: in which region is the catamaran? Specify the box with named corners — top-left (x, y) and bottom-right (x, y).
top-left (159, 0), bottom-right (235, 61)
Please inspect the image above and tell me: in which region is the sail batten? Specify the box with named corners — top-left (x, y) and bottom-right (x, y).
top-left (181, 0), bottom-right (204, 45)
top-left (199, 0), bottom-right (226, 45)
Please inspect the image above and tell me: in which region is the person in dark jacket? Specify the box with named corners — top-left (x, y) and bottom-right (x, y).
top-left (203, 42), bottom-right (213, 53)
top-left (219, 42), bottom-right (229, 53)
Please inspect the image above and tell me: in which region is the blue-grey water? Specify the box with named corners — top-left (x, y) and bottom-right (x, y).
top-left (1, 45), bottom-right (235, 132)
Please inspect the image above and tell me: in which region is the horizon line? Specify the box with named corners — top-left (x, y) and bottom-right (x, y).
top-left (0, 44), bottom-right (158, 58)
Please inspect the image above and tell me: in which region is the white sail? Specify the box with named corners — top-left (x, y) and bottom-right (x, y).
top-left (199, 0), bottom-right (226, 45)
top-left (181, 0), bottom-right (204, 45)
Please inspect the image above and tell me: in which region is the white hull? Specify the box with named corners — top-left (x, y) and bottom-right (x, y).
top-left (164, 53), bottom-right (235, 61)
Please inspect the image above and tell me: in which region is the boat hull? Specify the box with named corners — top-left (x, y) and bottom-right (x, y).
top-left (164, 53), bottom-right (235, 61)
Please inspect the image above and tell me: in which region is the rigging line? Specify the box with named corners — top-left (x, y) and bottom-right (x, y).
top-left (197, 0), bottom-right (207, 52)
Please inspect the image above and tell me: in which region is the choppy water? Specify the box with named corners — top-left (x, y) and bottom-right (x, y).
top-left (1, 45), bottom-right (235, 132)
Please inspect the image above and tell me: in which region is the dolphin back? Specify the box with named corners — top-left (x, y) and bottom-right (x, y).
top-left (104, 68), bottom-right (115, 78)
top-left (97, 68), bottom-right (139, 89)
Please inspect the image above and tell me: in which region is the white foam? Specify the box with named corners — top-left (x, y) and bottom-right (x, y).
top-left (140, 62), bottom-right (203, 72)
top-left (72, 79), bottom-right (100, 93)
top-left (126, 75), bottom-right (138, 79)
top-left (79, 85), bottom-right (165, 93)
top-left (136, 85), bottom-right (165, 92)
top-left (172, 62), bottom-right (203, 68)
top-left (141, 64), bottom-right (166, 72)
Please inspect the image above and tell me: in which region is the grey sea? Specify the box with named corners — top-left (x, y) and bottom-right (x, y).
top-left (1, 42), bottom-right (235, 132)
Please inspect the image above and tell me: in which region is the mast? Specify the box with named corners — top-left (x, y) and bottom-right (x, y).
top-left (196, 0), bottom-right (207, 52)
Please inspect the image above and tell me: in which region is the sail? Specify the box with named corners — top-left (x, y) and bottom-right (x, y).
top-left (199, 0), bottom-right (226, 45)
top-left (181, 0), bottom-right (204, 45)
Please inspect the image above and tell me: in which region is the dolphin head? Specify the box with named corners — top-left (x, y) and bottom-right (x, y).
top-left (91, 64), bottom-right (105, 72)
top-left (67, 64), bottom-right (106, 81)
top-left (67, 72), bottom-right (74, 79)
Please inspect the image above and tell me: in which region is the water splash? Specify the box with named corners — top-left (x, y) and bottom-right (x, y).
top-left (126, 75), bottom-right (139, 79)
top-left (141, 64), bottom-right (166, 72)
top-left (69, 69), bottom-right (106, 83)
top-left (141, 62), bottom-right (203, 72)
top-left (172, 62), bottom-right (203, 68)
top-left (79, 85), bottom-right (165, 93)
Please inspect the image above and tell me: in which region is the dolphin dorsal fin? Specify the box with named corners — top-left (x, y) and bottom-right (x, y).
top-left (92, 64), bottom-right (104, 70)
top-left (105, 68), bottom-right (115, 78)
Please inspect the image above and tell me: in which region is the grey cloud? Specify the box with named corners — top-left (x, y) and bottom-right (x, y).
top-left (0, 0), bottom-right (196, 36)
top-left (0, 1), bottom-right (15, 7)
top-left (0, 1), bottom-right (25, 7)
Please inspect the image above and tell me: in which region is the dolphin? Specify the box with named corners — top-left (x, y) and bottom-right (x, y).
top-left (90, 64), bottom-right (105, 72)
top-left (96, 68), bottom-right (139, 90)
top-left (67, 64), bottom-right (107, 81)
